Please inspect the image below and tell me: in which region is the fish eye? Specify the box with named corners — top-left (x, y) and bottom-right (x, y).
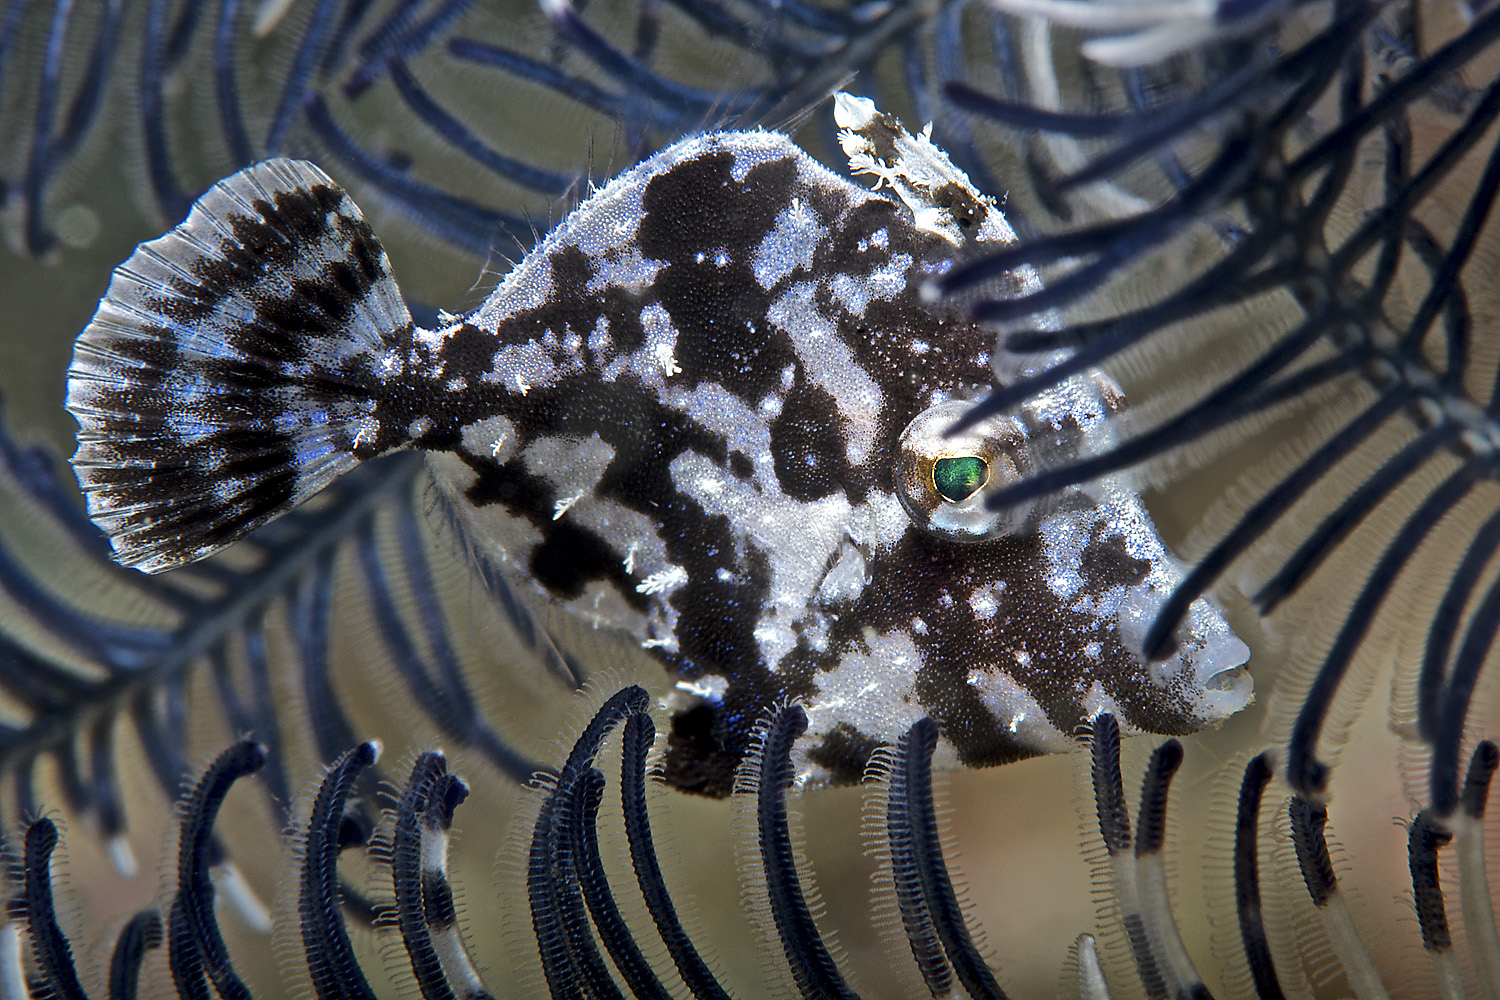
top-left (896, 400), bottom-right (1034, 541)
top-left (932, 455), bottom-right (988, 502)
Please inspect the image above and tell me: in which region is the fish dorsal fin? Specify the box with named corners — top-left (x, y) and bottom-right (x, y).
top-left (67, 159), bottom-right (412, 573)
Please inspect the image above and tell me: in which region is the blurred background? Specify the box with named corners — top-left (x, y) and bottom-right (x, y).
top-left (0, 0), bottom-right (1495, 997)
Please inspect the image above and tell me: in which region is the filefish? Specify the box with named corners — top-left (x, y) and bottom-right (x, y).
top-left (65, 95), bottom-right (1251, 795)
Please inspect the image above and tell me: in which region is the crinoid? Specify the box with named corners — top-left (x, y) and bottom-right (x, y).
top-left (945, 0), bottom-right (1500, 824)
top-left (16, 690), bottom-right (1496, 998)
top-left (1, 0), bottom-right (1498, 998)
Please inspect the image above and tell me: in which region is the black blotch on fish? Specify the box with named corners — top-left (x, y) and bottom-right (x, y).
top-left (1080, 529), bottom-right (1151, 594)
top-left (532, 521), bottom-right (637, 605)
top-left (154, 184), bottom-right (366, 328)
top-left (639, 152), bottom-right (797, 402)
top-left (460, 452), bottom-right (645, 608)
top-left (806, 722), bottom-right (883, 785)
top-left (848, 527), bottom-right (1193, 768)
top-left (548, 244), bottom-right (597, 292)
top-left (769, 375), bottom-right (854, 503)
top-left (664, 703), bottom-right (739, 797)
top-left (664, 544), bottom-right (804, 795)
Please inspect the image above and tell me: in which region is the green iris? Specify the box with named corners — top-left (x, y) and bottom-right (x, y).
top-left (933, 455), bottom-right (988, 502)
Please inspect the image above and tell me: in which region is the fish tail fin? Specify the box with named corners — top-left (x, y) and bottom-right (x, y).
top-left (66, 158), bottom-right (414, 573)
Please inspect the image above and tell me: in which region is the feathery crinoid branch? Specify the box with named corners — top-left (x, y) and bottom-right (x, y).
top-left (11, 698), bottom-right (1498, 998)
top-left (7, 1), bottom-right (1498, 997)
top-left (0, 0), bottom-right (928, 264)
top-left (0, 394), bottom-right (569, 910)
top-left (938, 0), bottom-right (1500, 812)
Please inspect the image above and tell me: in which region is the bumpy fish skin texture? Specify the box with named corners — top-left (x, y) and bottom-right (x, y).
top-left (66, 101), bottom-right (1251, 795)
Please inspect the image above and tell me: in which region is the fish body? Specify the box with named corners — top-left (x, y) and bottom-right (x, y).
top-left (66, 97), bottom-right (1251, 794)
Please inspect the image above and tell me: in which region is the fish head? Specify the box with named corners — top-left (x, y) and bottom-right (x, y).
top-left (658, 327), bottom-right (1254, 793)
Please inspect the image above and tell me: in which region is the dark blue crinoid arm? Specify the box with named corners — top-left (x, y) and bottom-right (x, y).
top-left (0, 400), bottom-right (552, 872)
top-left (937, 0), bottom-right (1500, 812)
top-left (0, 0), bottom-right (926, 264)
top-left (5, 1), bottom-right (1500, 997)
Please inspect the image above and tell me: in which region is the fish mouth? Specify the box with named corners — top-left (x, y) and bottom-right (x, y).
top-left (1184, 638), bottom-right (1254, 722)
top-left (1157, 603), bottom-right (1254, 725)
top-left (1113, 582), bottom-right (1254, 726)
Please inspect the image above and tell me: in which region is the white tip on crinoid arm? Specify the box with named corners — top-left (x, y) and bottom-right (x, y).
top-left (988, 0), bottom-right (1292, 67)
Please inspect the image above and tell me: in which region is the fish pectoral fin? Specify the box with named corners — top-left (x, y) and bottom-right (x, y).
top-left (432, 489), bottom-right (583, 689)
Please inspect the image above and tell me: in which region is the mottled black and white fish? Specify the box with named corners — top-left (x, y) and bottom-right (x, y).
top-left (66, 95), bottom-right (1251, 795)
